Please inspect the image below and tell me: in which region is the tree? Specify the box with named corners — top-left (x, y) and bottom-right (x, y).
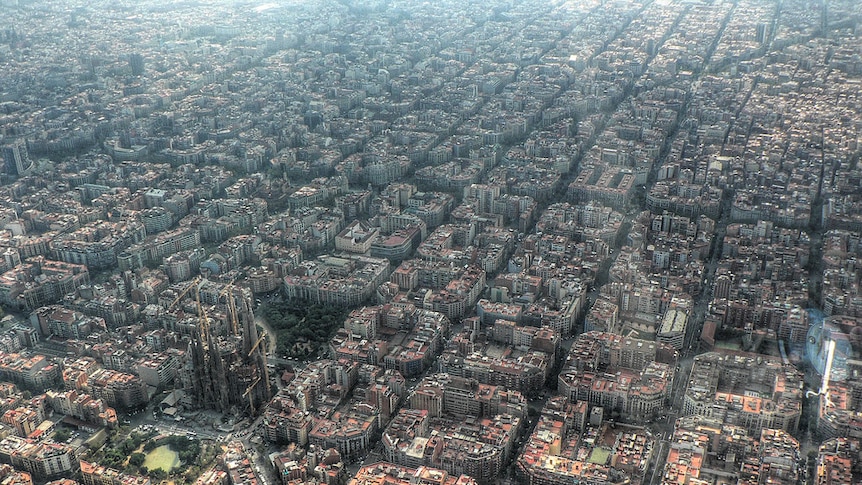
top-left (129, 453), bottom-right (145, 467)
top-left (53, 428), bottom-right (71, 443)
top-left (121, 438), bottom-right (136, 454)
top-left (261, 301), bottom-right (347, 361)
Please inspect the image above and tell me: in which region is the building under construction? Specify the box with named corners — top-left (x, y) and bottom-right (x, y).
top-left (171, 278), bottom-right (271, 416)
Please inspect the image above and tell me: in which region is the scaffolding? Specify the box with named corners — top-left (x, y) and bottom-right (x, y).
top-left (177, 278), bottom-right (271, 416)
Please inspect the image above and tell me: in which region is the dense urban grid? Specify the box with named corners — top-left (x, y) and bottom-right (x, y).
top-left (0, 0), bottom-right (861, 484)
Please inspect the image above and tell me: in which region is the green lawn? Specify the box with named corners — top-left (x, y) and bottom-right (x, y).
top-left (715, 340), bottom-right (741, 350)
top-left (588, 447), bottom-right (612, 465)
top-left (144, 445), bottom-right (180, 472)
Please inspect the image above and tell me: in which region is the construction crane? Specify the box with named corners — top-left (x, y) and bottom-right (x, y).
top-left (242, 376), bottom-right (261, 415)
top-left (196, 287), bottom-right (210, 336)
top-left (168, 277), bottom-right (213, 339)
top-left (218, 281), bottom-right (240, 335)
top-left (168, 276), bottom-right (203, 311)
top-left (248, 333), bottom-right (267, 357)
